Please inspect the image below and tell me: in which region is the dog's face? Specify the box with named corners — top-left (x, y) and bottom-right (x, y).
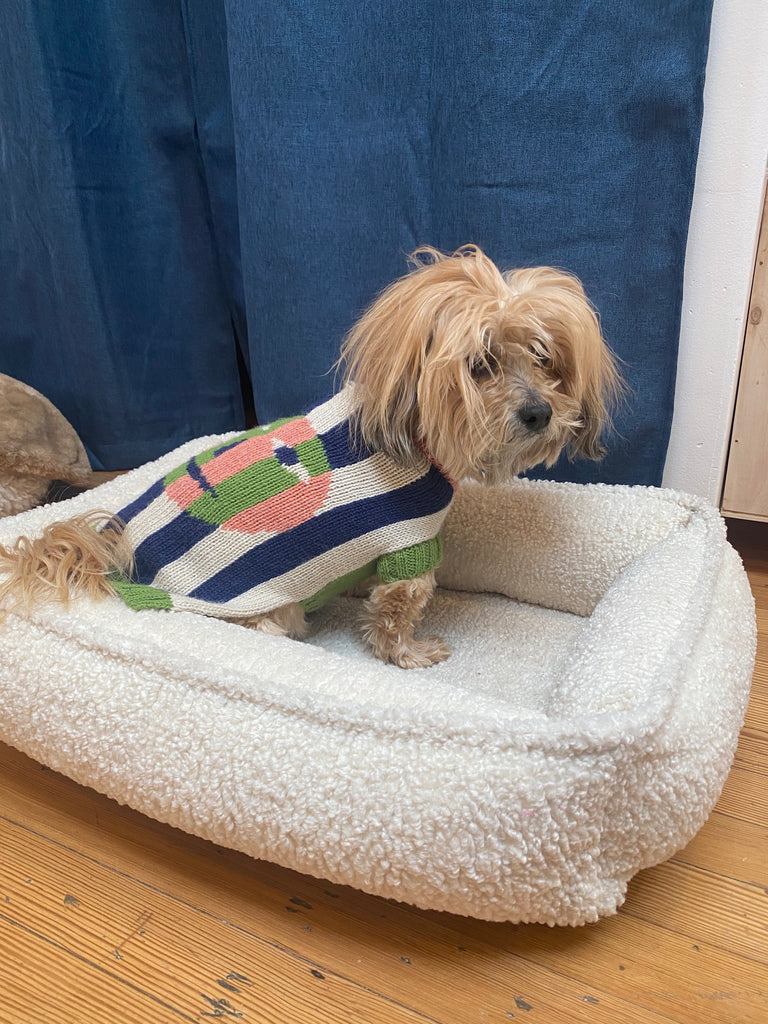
top-left (341, 246), bottom-right (622, 483)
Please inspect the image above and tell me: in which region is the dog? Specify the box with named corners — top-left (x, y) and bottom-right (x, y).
top-left (0, 245), bottom-right (622, 668)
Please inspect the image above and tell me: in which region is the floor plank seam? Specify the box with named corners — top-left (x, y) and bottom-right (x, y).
top-left (0, 910), bottom-right (197, 1023)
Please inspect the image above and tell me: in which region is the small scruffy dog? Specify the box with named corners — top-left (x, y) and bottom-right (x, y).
top-left (0, 246), bottom-right (621, 667)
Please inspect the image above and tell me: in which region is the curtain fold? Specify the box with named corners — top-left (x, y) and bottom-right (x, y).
top-left (0, 1), bottom-right (714, 483)
top-left (0, 0), bottom-right (244, 470)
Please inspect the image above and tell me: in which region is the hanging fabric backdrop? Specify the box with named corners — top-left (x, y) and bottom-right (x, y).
top-left (0, 1), bottom-right (713, 484)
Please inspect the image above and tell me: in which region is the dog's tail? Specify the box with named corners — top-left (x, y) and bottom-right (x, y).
top-left (0, 510), bottom-right (133, 616)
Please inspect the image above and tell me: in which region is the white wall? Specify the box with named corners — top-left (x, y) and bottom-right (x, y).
top-left (662, 0), bottom-right (768, 503)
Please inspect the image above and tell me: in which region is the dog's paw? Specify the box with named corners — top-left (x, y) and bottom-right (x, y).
top-left (386, 636), bottom-right (450, 670)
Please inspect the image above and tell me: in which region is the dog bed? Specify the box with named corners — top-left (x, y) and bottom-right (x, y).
top-left (0, 435), bottom-right (755, 925)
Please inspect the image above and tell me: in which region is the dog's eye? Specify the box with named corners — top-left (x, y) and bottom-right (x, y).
top-left (469, 355), bottom-right (492, 379)
top-left (529, 345), bottom-right (551, 369)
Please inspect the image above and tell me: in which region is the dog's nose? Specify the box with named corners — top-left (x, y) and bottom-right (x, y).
top-left (517, 399), bottom-right (552, 433)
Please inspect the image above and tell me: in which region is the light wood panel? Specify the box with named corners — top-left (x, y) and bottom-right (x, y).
top-left (722, 183), bottom-right (768, 521)
top-left (1, 520), bottom-right (767, 1024)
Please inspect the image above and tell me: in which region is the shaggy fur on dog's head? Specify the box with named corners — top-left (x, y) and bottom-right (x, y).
top-left (340, 245), bottom-right (622, 483)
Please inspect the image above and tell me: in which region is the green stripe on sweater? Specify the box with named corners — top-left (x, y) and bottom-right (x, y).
top-left (299, 560), bottom-right (377, 613)
top-left (109, 575), bottom-right (173, 610)
top-left (300, 536), bottom-right (443, 613)
top-left (376, 536), bottom-right (443, 583)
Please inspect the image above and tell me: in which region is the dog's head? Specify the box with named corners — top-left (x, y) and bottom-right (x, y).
top-left (340, 245), bottom-right (623, 483)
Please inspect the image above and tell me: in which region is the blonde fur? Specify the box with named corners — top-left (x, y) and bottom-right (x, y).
top-left (0, 511), bottom-right (132, 616)
top-left (0, 245), bottom-right (623, 667)
top-left (240, 602), bottom-right (309, 639)
top-left (361, 570), bottom-right (449, 669)
top-left (340, 245), bottom-right (622, 483)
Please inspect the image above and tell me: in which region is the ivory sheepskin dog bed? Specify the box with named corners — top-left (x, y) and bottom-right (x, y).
top-left (0, 437), bottom-right (756, 925)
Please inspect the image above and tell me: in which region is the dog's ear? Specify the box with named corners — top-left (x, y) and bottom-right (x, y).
top-left (569, 397), bottom-right (608, 461)
top-left (567, 343), bottom-right (624, 461)
top-left (338, 267), bottom-right (436, 462)
top-left (511, 268), bottom-right (623, 464)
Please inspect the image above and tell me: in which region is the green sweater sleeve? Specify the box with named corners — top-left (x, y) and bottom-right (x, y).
top-left (376, 535), bottom-right (443, 583)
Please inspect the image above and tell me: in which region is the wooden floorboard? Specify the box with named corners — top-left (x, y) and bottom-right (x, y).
top-left (1, 518), bottom-right (767, 1023)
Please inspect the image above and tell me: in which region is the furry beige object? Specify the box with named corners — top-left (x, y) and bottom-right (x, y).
top-left (0, 373), bottom-right (91, 517)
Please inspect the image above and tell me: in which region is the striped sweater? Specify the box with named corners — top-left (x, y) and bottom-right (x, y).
top-left (109, 386), bottom-right (455, 618)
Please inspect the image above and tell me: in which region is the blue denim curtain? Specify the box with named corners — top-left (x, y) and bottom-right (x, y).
top-left (0, 1), bottom-right (713, 482)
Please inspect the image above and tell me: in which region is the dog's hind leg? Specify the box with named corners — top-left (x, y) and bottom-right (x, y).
top-left (239, 602), bottom-right (309, 639)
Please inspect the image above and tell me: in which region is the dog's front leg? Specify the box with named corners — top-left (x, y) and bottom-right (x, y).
top-left (361, 570), bottom-right (449, 669)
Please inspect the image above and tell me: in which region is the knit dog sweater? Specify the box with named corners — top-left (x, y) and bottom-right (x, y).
top-left (109, 386), bottom-right (455, 618)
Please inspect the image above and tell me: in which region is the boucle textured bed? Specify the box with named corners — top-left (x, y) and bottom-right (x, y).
top-left (0, 436), bottom-right (756, 925)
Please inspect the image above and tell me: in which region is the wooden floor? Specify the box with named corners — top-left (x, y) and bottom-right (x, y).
top-left (0, 520), bottom-right (766, 1024)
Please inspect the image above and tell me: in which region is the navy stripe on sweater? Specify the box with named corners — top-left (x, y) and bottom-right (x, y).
top-left (130, 503), bottom-right (218, 586)
top-left (187, 463), bottom-right (454, 604)
top-left (116, 478), bottom-right (166, 527)
top-left (124, 417), bottom-right (368, 583)
top-left (117, 401), bottom-right (453, 606)
top-left (315, 418), bottom-right (369, 471)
